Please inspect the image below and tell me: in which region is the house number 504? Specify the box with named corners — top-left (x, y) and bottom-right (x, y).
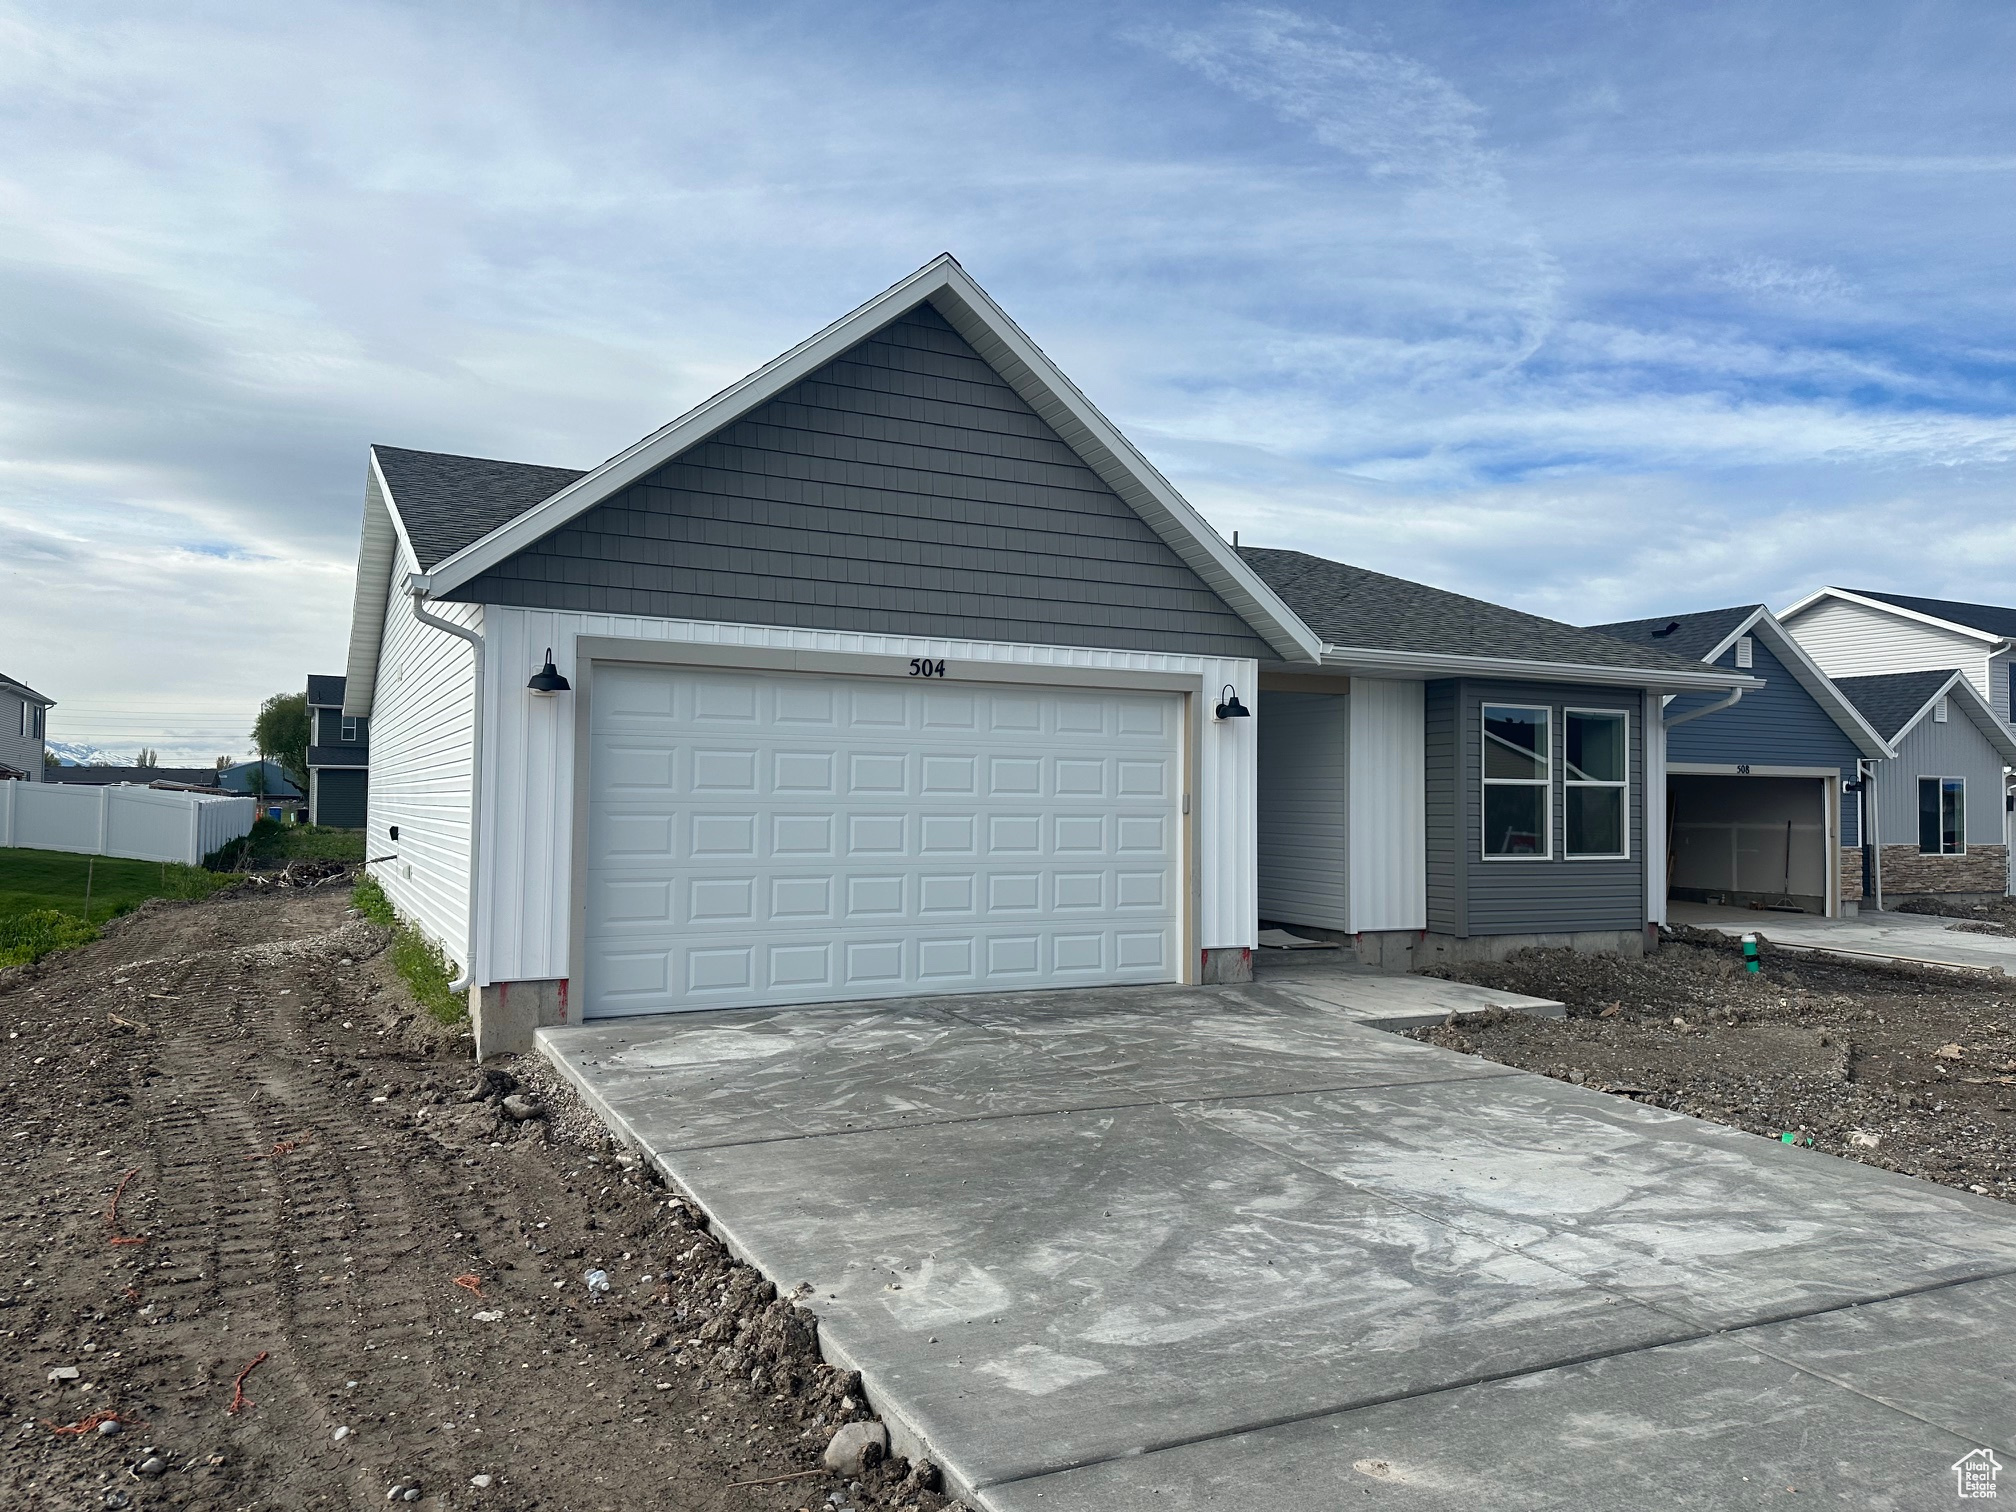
top-left (908, 658), bottom-right (948, 678)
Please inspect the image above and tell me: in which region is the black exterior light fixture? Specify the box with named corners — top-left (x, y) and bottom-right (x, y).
top-left (527, 648), bottom-right (571, 696)
top-left (1214, 684), bottom-right (1250, 721)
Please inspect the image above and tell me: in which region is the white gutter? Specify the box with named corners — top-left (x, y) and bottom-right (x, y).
top-left (1662, 687), bottom-right (1745, 730)
top-left (408, 583), bottom-right (484, 996)
top-left (1319, 646), bottom-right (1760, 693)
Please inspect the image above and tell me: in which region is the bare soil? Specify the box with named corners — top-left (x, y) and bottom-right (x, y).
top-left (0, 888), bottom-right (956, 1512)
top-left (1412, 925), bottom-right (2016, 1200)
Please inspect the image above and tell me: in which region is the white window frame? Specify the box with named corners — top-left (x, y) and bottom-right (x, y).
top-left (19, 702), bottom-right (41, 739)
top-left (1919, 775), bottom-right (1966, 856)
top-left (341, 715), bottom-right (359, 743)
top-left (1564, 706), bottom-right (1631, 860)
top-left (1480, 703), bottom-right (1552, 861)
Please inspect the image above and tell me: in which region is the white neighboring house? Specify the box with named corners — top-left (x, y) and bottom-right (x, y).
top-left (343, 256), bottom-right (1748, 1057)
top-left (0, 672), bottom-right (54, 781)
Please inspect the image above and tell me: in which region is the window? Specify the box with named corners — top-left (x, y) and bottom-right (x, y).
top-left (1482, 704), bottom-right (1550, 858)
top-left (1920, 777), bottom-right (1965, 855)
top-left (19, 703), bottom-right (41, 739)
top-left (1734, 636), bottom-right (1753, 669)
top-left (341, 716), bottom-right (358, 743)
top-left (1565, 710), bottom-right (1629, 858)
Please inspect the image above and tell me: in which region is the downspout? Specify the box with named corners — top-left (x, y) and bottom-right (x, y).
top-left (1863, 757), bottom-right (1882, 912)
top-left (1662, 686), bottom-right (1744, 731)
top-left (409, 583), bottom-right (484, 995)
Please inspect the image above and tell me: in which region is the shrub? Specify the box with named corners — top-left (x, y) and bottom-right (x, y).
top-left (351, 873), bottom-right (396, 927)
top-left (0, 910), bottom-right (99, 969)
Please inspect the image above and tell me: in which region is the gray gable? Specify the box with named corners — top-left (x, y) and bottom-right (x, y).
top-left (1241, 548), bottom-right (1711, 675)
top-left (1833, 669), bottom-right (1956, 741)
top-left (1848, 589), bottom-right (2016, 639)
top-left (373, 446), bottom-right (587, 572)
top-left (1588, 606), bottom-right (1759, 664)
top-left (444, 303), bottom-right (1275, 659)
top-left (0, 672), bottom-right (53, 705)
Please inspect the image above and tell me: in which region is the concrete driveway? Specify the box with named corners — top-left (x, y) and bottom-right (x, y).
top-left (1673, 899), bottom-right (2016, 974)
top-left (540, 980), bottom-right (2016, 1509)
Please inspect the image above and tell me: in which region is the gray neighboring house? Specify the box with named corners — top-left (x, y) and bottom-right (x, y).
top-left (1832, 670), bottom-right (2016, 906)
top-left (46, 765), bottom-right (221, 788)
top-left (0, 673), bottom-right (54, 781)
top-left (306, 674), bottom-right (368, 828)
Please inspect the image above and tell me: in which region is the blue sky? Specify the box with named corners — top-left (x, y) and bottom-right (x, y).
top-left (2, 0), bottom-right (2013, 760)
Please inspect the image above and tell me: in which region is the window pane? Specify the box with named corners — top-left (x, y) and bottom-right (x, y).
top-left (1484, 706), bottom-right (1548, 780)
top-left (1484, 785), bottom-right (1547, 856)
top-left (1945, 780), bottom-right (1965, 853)
top-left (1566, 711), bottom-right (1625, 784)
top-left (1920, 779), bottom-right (1941, 854)
top-left (1567, 787), bottom-right (1624, 857)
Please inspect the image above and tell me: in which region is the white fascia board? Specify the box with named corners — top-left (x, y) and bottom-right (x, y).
top-left (1708, 610), bottom-right (1896, 760)
top-left (1317, 646), bottom-right (1762, 692)
top-left (1778, 586), bottom-right (2004, 645)
top-left (1947, 674), bottom-right (2016, 765)
top-left (415, 255), bottom-right (1324, 664)
top-left (341, 450), bottom-right (419, 718)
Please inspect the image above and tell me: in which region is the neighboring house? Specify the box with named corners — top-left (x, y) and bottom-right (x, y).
top-left (47, 765), bottom-right (222, 788)
top-left (219, 759), bottom-right (305, 823)
top-left (0, 673), bottom-right (54, 781)
top-left (306, 673), bottom-right (369, 828)
top-left (1590, 606), bottom-right (1893, 916)
top-left (1832, 671), bottom-right (2016, 905)
top-left (340, 255), bottom-right (1752, 1053)
top-left (1781, 588), bottom-right (2016, 725)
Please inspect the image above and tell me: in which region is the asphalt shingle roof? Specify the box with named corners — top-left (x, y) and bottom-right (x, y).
top-left (373, 446), bottom-right (587, 571)
top-left (305, 674), bottom-right (346, 707)
top-left (1844, 590), bottom-right (2016, 640)
top-left (1587, 606), bottom-right (1760, 664)
top-left (1238, 548), bottom-right (1717, 675)
top-left (1830, 670), bottom-right (1957, 741)
top-left (0, 672), bottom-right (53, 705)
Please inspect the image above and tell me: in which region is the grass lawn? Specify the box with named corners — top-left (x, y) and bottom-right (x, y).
top-left (224, 821), bottom-right (367, 865)
top-left (0, 847), bottom-right (240, 925)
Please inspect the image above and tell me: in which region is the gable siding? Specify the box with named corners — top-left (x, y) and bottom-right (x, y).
top-left (449, 303), bottom-right (1274, 660)
top-left (0, 690), bottom-right (42, 780)
top-left (1423, 681), bottom-right (1462, 935)
top-left (1665, 638), bottom-right (1864, 847)
top-left (1445, 680), bottom-right (1647, 936)
top-left (1875, 712), bottom-right (2010, 849)
top-left (1787, 599), bottom-right (1991, 700)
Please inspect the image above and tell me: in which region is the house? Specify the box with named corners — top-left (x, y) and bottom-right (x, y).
top-left (0, 672), bottom-right (54, 781)
top-left (1589, 606), bottom-right (1893, 915)
top-left (218, 759), bottom-right (305, 823)
top-left (47, 765), bottom-right (223, 788)
top-left (1831, 670), bottom-right (2016, 906)
top-left (1236, 550), bottom-right (1752, 963)
top-left (306, 674), bottom-right (369, 828)
top-left (1781, 587), bottom-right (2016, 724)
top-left (339, 255), bottom-right (1753, 1055)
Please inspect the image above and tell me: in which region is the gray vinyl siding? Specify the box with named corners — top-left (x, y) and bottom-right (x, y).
top-left (1256, 691), bottom-right (1349, 930)
top-left (0, 689), bottom-right (44, 780)
top-left (1425, 679), bottom-right (1647, 937)
top-left (314, 707), bottom-right (369, 748)
top-left (449, 303), bottom-right (1275, 660)
top-left (1665, 637), bottom-right (1863, 846)
top-left (1874, 712), bottom-right (2009, 849)
top-left (313, 768), bottom-right (369, 829)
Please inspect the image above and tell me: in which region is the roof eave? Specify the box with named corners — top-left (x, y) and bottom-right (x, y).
top-left (1780, 586), bottom-right (2004, 645)
top-left (1317, 646), bottom-right (1761, 692)
top-left (1706, 610), bottom-right (1896, 760)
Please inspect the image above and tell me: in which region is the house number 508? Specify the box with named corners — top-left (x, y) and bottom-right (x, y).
top-left (908, 658), bottom-right (947, 678)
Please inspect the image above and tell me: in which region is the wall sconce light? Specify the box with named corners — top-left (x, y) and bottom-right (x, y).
top-left (1214, 685), bottom-right (1250, 720)
top-left (527, 649), bottom-right (571, 696)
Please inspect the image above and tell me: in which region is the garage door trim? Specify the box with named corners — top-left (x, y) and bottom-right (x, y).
top-left (564, 636), bottom-right (1202, 1015)
top-left (1666, 762), bottom-right (1842, 917)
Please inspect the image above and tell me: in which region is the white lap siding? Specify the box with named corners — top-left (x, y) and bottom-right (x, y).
top-left (475, 605), bottom-right (1258, 990)
top-left (366, 549), bottom-right (481, 973)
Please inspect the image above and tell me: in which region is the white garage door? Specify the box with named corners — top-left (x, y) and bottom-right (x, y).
top-left (584, 664), bottom-right (1185, 1016)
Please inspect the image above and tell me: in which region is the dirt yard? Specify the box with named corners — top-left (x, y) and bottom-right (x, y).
top-left (0, 887), bottom-right (956, 1512)
top-left (1415, 925), bottom-right (2016, 1200)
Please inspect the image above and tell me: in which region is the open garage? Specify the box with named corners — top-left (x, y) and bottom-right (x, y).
top-left (1667, 770), bottom-right (1837, 916)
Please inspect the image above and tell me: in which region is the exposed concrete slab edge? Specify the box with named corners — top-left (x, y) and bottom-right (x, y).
top-left (533, 1028), bottom-right (993, 1507)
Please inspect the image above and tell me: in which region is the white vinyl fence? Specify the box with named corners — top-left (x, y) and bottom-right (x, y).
top-left (0, 781), bottom-right (256, 865)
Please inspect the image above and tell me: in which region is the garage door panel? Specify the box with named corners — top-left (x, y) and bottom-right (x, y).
top-left (586, 669), bottom-right (1184, 1015)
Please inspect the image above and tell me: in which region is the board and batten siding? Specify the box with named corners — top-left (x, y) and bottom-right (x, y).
top-left (1424, 679), bottom-right (1647, 937)
top-left (366, 551), bottom-right (481, 973)
top-left (475, 604), bottom-right (1258, 988)
top-left (1787, 599), bottom-right (1995, 706)
top-left (1664, 635), bottom-right (1864, 846)
top-left (1256, 691), bottom-right (1347, 930)
top-left (1873, 712), bottom-right (2010, 849)
top-left (447, 303), bottom-right (1275, 663)
top-left (1348, 678), bottom-right (1426, 933)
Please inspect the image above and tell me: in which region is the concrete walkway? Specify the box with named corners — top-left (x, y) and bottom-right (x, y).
top-left (1673, 899), bottom-right (2016, 973)
top-left (540, 980), bottom-right (2016, 1509)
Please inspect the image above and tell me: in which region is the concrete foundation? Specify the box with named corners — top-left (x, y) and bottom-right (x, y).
top-left (1200, 946), bottom-right (1253, 984)
top-left (1354, 928), bottom-right (1648, 970)
top-left (470, 978), bottom-right (573, 1061)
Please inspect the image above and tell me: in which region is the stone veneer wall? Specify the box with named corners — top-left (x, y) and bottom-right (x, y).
top-left (1878, 844), bottom-right (2008, 898)
top-left (1840, 848), bottom-right (1864, 903)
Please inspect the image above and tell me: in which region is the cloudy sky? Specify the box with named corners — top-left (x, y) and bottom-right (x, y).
top-left (3, 1), bottom-right (2013, 762)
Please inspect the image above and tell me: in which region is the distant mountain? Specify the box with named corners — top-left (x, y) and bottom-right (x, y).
top-left (45, 740), bottom-right (113, 767)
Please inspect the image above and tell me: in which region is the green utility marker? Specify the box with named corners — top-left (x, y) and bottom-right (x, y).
top-left (1742, 932), bottom-right (1762, 974)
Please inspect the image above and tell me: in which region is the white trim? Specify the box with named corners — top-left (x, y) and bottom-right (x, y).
top-left (1891, 670), bottom-right (2016, 763)
top-left (1322, 646), bottom-right (1758, 693)
top-left (1696, 609), bottom-right (1894, 759)
top-left (1919, 774), bottom-right (1967, 856)
top-left (1779, 586), bottom-right (2008, 646)
top-left (1668, 762), bottom-right (1841, 778)
top-left (1480, 702), bottom-right (1552, 861)
top-left (341, 452), bottom-right (411, 717)
top-left (410, 256), bottom-right (1323, 665)
top-left (1563, 706), bottom-right (1630, 861)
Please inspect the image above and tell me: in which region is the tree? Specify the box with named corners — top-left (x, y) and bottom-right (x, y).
top-left (42, 749), bottom-right (58, 768)
top-left (134, 748), bottom-right (158, 768)
top-left (252, 692), bottom-right (310, 789)
top-left (215, 755), bottom-right (232, 770)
